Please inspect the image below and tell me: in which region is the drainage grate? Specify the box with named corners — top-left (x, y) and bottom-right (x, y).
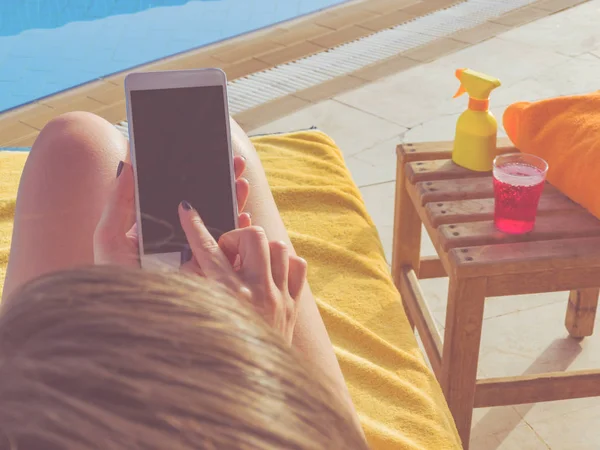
top-left (116, 0), bottom-right (539, 136)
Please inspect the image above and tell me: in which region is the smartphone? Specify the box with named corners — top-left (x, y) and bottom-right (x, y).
top-left (124, 69), bottom-right (238, 269)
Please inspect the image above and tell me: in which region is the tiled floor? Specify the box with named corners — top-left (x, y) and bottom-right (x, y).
top-left (251, 1), bottom-right (600, 448)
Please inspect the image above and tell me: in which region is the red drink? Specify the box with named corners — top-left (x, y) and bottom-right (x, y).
top-left (493, 154), bottom-right (548, 234)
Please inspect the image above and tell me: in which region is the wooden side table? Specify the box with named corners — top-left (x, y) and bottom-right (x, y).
top-left (392, 139), bottom-right (600, 449)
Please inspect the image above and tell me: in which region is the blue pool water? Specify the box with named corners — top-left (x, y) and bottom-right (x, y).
top-left (0, 0), bottom-right (348, 113)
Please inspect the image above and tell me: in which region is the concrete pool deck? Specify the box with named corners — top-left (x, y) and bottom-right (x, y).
top-left (0, 0), bottom-right (581, 147)
top-left (250, 0), bottom-right (600, 448)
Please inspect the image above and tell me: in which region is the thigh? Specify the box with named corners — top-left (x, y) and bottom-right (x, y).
top-left (230, 120), bottom-right (354, 412)
top-left (2, 112), bottom-right (128, 302)
top-left (229, 121), bottom-right (297, 253)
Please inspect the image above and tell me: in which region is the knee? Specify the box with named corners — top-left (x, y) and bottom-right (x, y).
top-left (230, 118), bottom-right (259, 160)
top-left (31, 112), bottom-right (127, 166)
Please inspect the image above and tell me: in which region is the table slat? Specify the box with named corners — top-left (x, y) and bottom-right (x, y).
top-left (426, 194), bottom-right (579, 227)
top-left (438, 213), bottom-right (600, 251)
top-left (398, 137), bottom-right (515, 163)
top-left (448, 236), bottom-right (600, 278)
top-left (407, 159), bottom-right (489, 184)
top-left (415, 177), bottom-right (558, 206)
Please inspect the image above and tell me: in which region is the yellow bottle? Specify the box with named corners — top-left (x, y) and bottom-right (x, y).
top-left (452, 68), bottom-right (501, 172)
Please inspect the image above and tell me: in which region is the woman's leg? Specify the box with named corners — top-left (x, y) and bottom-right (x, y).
top-left (229, 120), bottom-right (358, 422)
top-left (2, 112), bottom-right (128, 302)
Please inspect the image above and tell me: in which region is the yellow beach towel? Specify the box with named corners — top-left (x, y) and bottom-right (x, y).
top-left (0, 131), bottom-right (460, 449)
top-left (503, 92), bottom-right (600, 220)
top-left (0, 151), bottom-right (27, 285)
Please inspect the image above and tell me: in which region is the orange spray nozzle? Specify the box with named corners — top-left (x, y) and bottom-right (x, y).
top-left (453, 68), bottom-right (467, 98)
top-left (453, 85), bottom-right (467, 98)
top-left (453, 68), bottom-right (501, 100)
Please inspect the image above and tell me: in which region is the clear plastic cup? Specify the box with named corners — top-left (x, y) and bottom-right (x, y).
top-left (493, 153), bottom-right (549, 234)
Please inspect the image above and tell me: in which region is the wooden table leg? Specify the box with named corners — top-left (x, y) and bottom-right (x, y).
top-left (392, 149), bottom-right (422, 330)
top-left (441, 277), bottom-right (486, 450)
top-left (565, 288), bottom-right (599, 338)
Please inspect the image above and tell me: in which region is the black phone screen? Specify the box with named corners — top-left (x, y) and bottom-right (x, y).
top-left (130, 86), bottom-right (235, 255)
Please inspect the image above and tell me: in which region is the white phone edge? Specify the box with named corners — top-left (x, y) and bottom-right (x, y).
top-left (123, 68), bottom-right (238, 270)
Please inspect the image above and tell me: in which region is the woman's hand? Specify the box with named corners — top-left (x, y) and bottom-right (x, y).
top-left (179, 202), bottom-right (307, 344)
top-left (94, 158), bottom-right (251, 267)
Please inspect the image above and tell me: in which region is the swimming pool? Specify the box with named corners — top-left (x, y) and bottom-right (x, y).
top-left (0, 0), bottom-right (348, 113)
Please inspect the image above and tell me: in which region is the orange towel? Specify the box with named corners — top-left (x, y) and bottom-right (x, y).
top-left (503, 92), bottom-right (600, 220)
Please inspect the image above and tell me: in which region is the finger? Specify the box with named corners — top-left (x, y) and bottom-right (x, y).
top-left (218, 227), bottom-right (271, 283)
top-left (287, 255), bottom-right (308, 301)
top-left (233, 155), bottom-right (246, 179)
top-left (235, 177), bottom-right (250, 213)
top-left (95, 162), bottom-right (136, 242)
top-left (178, 201), bottom-right (235, 281)
top-left (225, 213), bottom-right (252, 270)
top-left (228, 213), bottom-right (251, 267)
top-left (238, 212), bottom-right (252, 229)
top-left (269, 241), bottom-right (289, 291)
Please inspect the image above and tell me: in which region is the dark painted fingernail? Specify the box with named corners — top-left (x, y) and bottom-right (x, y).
top-left (181, 200), bottom-right (192, 211)
top-left (116, 161), bottom-right (124, 178)
top-left (180, 245), bottom-right (193, 264)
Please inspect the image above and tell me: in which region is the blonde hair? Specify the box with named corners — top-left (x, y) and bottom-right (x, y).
top-left (0, 266), bottom-right (367, 450)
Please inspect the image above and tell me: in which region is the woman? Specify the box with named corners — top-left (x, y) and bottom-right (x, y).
top-left (1, 111), bottom-right (366, 445)
top-left (0, 266), bottom-right (368, 449)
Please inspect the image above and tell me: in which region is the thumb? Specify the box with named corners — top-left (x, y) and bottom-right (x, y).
top-left (95, 161), bottom-right (136, 245)
top-left (218, 227), bottom-right (272, 284)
